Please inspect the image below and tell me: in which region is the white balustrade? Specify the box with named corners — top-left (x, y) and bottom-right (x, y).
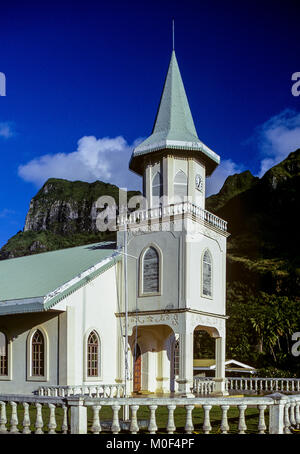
top-left (116, 202), bottom-right (227, 232)
top-left (193, 376), bottom-right (300, 396)
top-left (0, 393), bottom-right (299, 435)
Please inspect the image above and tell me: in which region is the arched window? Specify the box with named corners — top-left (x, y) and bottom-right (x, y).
top-left (87, 331), bottom-right (100, 377)
top-left (174, 170), bottom-right (188, 201)
top-left (202, 250), bottom-right (212, 297)
top-left (152, 172), bottom-right (162, 207)
top-left (0, 332), bottom-right (8, 376)
top-left (142, 246), bottom-right (160, 294)
top-left (32, 330), bottom-right (45, 376)
top-left (173, 339), bottom-right (180, 376)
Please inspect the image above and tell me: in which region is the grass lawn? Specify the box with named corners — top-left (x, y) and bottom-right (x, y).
top-left (2, 403), bottom-right (266, 434)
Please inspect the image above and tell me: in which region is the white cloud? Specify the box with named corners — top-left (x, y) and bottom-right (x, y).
top-left (18, 135), bottom-right (143, 191)
top-left (255, 109), bottom-right (300, 177)
top-left (0, 122), bottom-right (14, 139)
top-left (0, 208), bottom-right (15, 219)
top-left (206, 159), bottom-right (245, 196)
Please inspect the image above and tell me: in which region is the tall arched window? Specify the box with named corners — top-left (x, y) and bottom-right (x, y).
top-left (32, 330), bottom-right (45, 376)
top-left (202, 250), bottom-right (212, 297)
top-left (142, 246), bottom-right (160, 294)
top-left (174, 170), bottom-right (188, 201)
top-left (0, 332), bottom-right (8, 376)
top-left (152, 172), bottom-right (162, 207)
top-left (87, 331), bottom-right (100, 377)
top-left (173, 339), bottom-right (180, 376)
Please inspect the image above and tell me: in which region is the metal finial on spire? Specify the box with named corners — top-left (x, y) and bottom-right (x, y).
top-left (172, 19), bottom-right (175, 50)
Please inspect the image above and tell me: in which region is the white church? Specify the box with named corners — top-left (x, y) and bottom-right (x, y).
top-left (0, 50), bottom-right (229, 397)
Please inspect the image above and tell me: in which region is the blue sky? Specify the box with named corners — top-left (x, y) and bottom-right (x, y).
top-left (0, 0), bottom-right (300, 247)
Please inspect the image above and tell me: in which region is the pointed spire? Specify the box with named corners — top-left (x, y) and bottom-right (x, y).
top-left (130, 51), bottom-right (220, 175)
top-left (151, 50), bottom-right (199, 141)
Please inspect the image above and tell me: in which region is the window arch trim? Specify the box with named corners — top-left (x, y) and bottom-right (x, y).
top-left (84, 328), bottom-right (102, 382)
top-left (26, 326), bottom-right (49, 382)
top-left (0, 329), bottom-right (12, 381)
top-left (139, 243), bottom-right (163, 297)
top-left (201, 248), bottom-right (213, 299)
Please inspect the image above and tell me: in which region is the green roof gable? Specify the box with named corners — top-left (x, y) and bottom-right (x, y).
top-left (129, 51), bottom-right (220, 175)
top-left (0, 242), bottom-right (119, 314)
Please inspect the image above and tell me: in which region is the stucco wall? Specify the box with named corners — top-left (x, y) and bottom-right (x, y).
top-left (0, 264), bottom-right (120, 394)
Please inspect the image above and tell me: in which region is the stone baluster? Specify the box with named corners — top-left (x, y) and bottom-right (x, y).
top-left (116, 385), bottom-right (121, 398)
top-left (255, 380), bottom-right (258, 393)
top-left (22, 402), bottom-right (31, 434)
top-left (91, 405), bottom-right (101, 434)
top-left (284, 403), bottom-right (291, 434)
top-left (295, 402), bottom-right (300, 429)
top-left (289, 401), bottom-right (296, 427)
top-left (166, 404), bottom-right (176, 434)
top-left (148, 405), bottom-right (158, 434)
top-left (275, 380), bottom-right (278, 391)
top-left (244, 379), bottom-right (248, 391)
top-left (35, 403), bottom-right (44, 434)
top-left (220, 405), bottom-right (230, 434)
top-left (62, 405), bottom-right (68, 434)
top-left (184, 405), bottom-right (194, 434)
top-left (237, 404), bottom-right (247, 434)
top-left (48, 404), bottom-right (57, 434)
top-left (10, 401), bottom-right (19, 433)
top-left (0, 401), bottom-right (7, 433)
top-left (202, 404), bottom-right (212, 434)
top-left (130, 405), bottom-right (140, 434)
top-left (291, 381), bottom-right (295, 392)
top-left (111, 404), bottom-right (121, 434)
top-left (258, 405), bottom-right (267, 434)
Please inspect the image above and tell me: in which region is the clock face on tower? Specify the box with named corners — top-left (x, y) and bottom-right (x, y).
top-left (195, 174), bottom-right (203, 192)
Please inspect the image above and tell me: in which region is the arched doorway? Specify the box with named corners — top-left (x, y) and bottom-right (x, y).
top-left (133, 344), bottom-right (141, 393)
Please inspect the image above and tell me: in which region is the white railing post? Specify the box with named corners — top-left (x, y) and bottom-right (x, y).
top-left (68, 397), bottom-right (87, 434)
top-left (268, 393), bottom-right (289, 434)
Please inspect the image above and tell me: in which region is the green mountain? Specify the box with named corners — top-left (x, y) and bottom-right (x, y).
top-left (1, 151), bottom-right (299, 373)
top-left (207, 149), bottom-right (300, 296)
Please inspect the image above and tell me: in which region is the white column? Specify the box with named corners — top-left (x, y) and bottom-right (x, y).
top-left (177, 331), bottom-right (194, 397)
top-left (215, 336), bottom-right (228, 395)
top-left (158, 347), bottom-right (170, 393)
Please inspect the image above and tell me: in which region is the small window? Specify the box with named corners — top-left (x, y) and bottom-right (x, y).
top-left (174, 170), bottom-right (188, 201)
top-left (87, 331), bottom-right (100, 377)
top-left (173, 339), bottom-right (180, 376)
top-left (152, 172), bottom-right (163, 207)
top-left (32, 330), bottom-right (45, 376)
top-left (142, 246), bottom-right (160, 294)
top-left (0, 332), bottom-right (8, 376)
top-left (202, 250), bottom-right (212, 297)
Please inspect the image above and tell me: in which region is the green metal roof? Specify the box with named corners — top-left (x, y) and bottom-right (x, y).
top-left (0, 242), bottom-right (119, 314)
top-left (129, 51), bottom-right (220, 175)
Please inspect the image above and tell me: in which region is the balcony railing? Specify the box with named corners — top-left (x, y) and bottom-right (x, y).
top-left (117, 202), bottom-right (227, 233)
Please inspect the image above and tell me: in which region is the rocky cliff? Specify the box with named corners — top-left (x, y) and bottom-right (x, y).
top-left (0, 178), bottom-right (139, 259)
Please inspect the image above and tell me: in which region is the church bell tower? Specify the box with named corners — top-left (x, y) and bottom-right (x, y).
top-left (117, 50), bottom-right (229, 397)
